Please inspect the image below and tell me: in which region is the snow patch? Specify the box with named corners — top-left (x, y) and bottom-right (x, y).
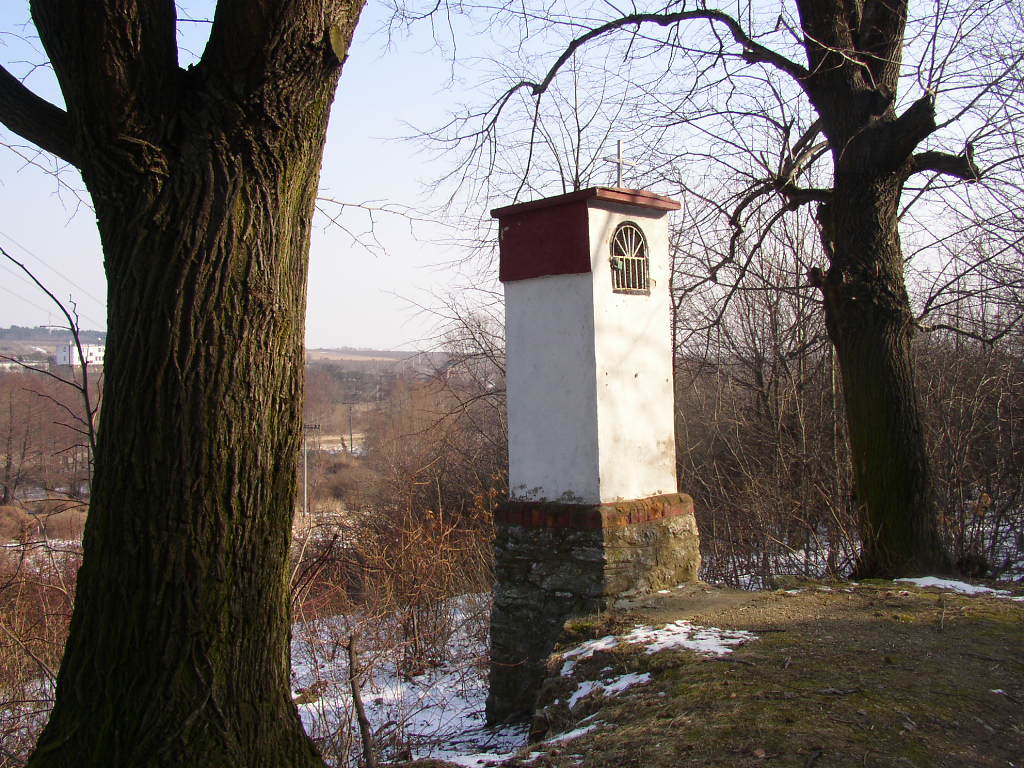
top-left (622, 621), bottom-right (757, 656)
top-left (560, 634), bottom-right (619, 676)
top-left (567, 672), bottom-right (652, 708)
top-left (560, 621), bottom-right (755, 677)
top-left (543, 722), bottom-right (602, 744)
top-left (894, 576), bottom-right (1021, 600)
top-left (444, 751), bottom-right (519, 767)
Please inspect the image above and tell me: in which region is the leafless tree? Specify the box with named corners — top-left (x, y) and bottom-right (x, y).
top-left (1, 248), bottom-right (100, 469)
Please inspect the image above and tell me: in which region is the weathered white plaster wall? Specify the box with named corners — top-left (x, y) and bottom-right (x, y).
top-left (503, 194), bottom-right (677, 505)
top-left (589, 203), bottom-right (678, 502)
top-left (505, 274), bottom-right (601, 502)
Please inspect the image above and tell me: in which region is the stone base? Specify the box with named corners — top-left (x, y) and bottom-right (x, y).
top-left (485, 493), bottom-right (700, 723)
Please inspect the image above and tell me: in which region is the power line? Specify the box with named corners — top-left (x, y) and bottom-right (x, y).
top-left (0, 228), bottom-right (106, 307)
top-left (0, 261), bottom-right (104, 328)
top-left (0, 231), bottom-right (106, 328)
top-left (0, 260), bottom-right (41, 291)
top-left (0, 283), bottom-right (53, 316)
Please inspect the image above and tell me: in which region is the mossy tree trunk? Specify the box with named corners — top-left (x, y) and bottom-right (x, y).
top-left (795, 0), bottom-right (964, 577)
top-left (0, 1), bottom-right (364, 765)
top-left (818, 173), bottom-right (950, 577)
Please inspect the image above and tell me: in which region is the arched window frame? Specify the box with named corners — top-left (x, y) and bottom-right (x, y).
top-left (609, 221), bottom-right (650, 295)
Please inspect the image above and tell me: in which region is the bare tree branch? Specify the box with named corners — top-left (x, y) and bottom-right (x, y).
top-left (909, 148), bottom-right (981, 181)
top-left (495, 8), bottom-right (808, 127)
top-left (1, 246), bottom-right (98, 456)
top-left (0, 65), bottom-right (78, 165)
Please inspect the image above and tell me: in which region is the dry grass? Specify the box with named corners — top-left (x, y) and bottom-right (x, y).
top-left (0, 501), bottom-right (87, 543)
top-left (0, 507), bottom-right (33, 541)
top-left (479, 579), bottom-right (1024, 768)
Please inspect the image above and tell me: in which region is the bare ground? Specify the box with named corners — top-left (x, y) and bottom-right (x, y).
top-left (421, 578), bottom-right (1024, 768)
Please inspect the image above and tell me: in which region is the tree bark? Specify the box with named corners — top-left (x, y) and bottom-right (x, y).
top-left (818, 173), bottom-right (951, 577)
top-left (31, 147), bottom-right (317, 768)
top-left (793, 0), bottom-right (953, 577)
top-left (0, 2), bottom-right (366, 765)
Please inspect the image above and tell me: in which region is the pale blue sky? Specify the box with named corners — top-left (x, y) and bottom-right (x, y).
top-left (0, 2), bottom-right (479, 349)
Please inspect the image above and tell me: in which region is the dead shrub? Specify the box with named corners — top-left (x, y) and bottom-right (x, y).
top-left (0, 506), bottom-right (32, 542)
top-left (916, 336), bottom-right (1024, 579)
top-left (0, 538), bottom-right (79, 767)
top-left (35, 507), bottom-right (87, 542)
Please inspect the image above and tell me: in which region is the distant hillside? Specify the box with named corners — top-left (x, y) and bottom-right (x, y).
top-left (306, 348), bottom-right (447, 374)
top-left (0, 325), bottom-right (106, 344)
top-left (0, 332), bottom-right (447, 373)
top-left (306, 347), bottom-right (412, 363)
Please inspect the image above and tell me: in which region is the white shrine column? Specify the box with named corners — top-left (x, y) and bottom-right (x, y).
top-left (486, 188), bottom-right (702, 724)
top-left (500, 187), bottom-right (678, 503)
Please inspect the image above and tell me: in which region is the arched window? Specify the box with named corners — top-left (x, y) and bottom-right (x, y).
top-left (609, 221), bottom-right (649, 294)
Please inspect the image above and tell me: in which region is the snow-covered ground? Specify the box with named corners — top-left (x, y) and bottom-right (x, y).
top-left (290, 595), bottom-right (528, 766)
top-left (288, 600), bottom-right (764, 767)
top-left (4, 529), bottom-right (1021, 767)
top-left (895, 576), bottom-right (1024, 601)
top-left (287, 575), bottom-right (1024, 766)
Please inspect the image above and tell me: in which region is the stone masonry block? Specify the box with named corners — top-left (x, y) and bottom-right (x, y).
top-left (486, 493), bottom-right (701, 724)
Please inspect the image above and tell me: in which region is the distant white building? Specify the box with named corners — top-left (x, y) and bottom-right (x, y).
top-left (56, 342), bottom-right (105, 367)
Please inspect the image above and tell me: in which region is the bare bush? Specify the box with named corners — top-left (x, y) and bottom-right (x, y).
top-left (287, 501), bottom-right (494, 764)
top-left (287, 350), bottom-right (505, 764)
top-left (917, 333), bottom-right (1024, 578)
top-left (675, 218), bottom-right (1024, 586)
top-left (0, 508), bottom-right (33, 542)
top-left (0, 531), bottom-right (79, 767)
top-left (680, 295), bottom-right (1024, 587)
top-left (676, 279), bottom-right (859, 588)
top-left (0, 373), bottom-right (93, 505)
top-left (290, 588), bottom-right (495, 766)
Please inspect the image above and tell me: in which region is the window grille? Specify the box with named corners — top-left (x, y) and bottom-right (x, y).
top-left (609, 221), bottom-right (649, 294)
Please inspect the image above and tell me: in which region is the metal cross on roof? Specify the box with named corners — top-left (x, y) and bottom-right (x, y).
top-left (603, 140), bottom-right (636, 188)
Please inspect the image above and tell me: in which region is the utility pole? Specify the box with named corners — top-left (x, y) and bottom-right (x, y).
top-left (339, 401), bottom-right (356, 455)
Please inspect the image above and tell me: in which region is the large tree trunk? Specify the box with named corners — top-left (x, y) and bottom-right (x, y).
top-left (18, 4), bottom-right (364, 764)
top-left (792, 0), bottom-right (957, 578)
top-left (30, 125), bottom-right (325, 768)
top-left (819, 173), bottom-right (951, 578)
